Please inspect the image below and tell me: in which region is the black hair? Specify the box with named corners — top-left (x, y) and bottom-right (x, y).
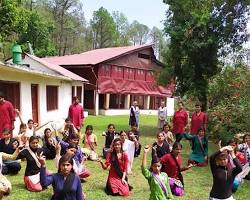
top-left (67, 143), bottom-right (78, 150)
top-left (243, 134), bottom-right (250, 142)
top-left (19, 123), bottom-right (27, 129)
top-left (131, 123), bottom-right (138, 127)
top-left (172, 142), bottom-right (182, 150)
top-left (29, 136), bottom-right (39, 143)
top-left (119, 130), bottom-right (127, 136)
top-left (198, 127), bottom-right (205, 133)
top-left (111, 138), bottom-right (123, 153)
top-left (69, 133), bottom-right (79, 140)
top-left (58, 154), bottom-right (75, 173)
top-left (3, 128), bottom-right (10, 134)
top-left (195, 101), bottom-right (202, 107)
top-left (156, 132), bottom-right (164, 137)
top-left (27, 119), bottom-right (34, 124)
top-left (178, 101), bottom-right (184, 106)
top-left (162, 123), bottom-right (171, 131)
top-left (108, 123), bottom-right (115, 129)
top-left (65, 118), bottom-right (72, 123)
top-left (151, 157), bottom-right (161, 165)
top-left (43, 128), bottom-right (52, 145)
top-left (85, 125), bottom-right (93, 131)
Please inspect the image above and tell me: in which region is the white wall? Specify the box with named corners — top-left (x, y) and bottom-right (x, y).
top-left (22, 56), bottom-right (59, 75)
top-left (0, 68), bottom-right (77, 135)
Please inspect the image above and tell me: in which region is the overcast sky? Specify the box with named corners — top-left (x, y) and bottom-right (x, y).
top-left (82, 0), bottom-right (168, 29)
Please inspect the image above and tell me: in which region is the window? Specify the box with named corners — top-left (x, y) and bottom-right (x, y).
top-left (138, 53), bottom-right (151, 60)
top-left (77, 86), bottom-right (82, 103)
top-left (128, 68), bottom-right (135, 80)
top-left (46, 85), bottom-right (58, 111)
top-left (146, 71), bottom-right (154, 82)
top-left (135, 69), bottom-right (146, 81)
top-left (112, 66), bottom-right (123, 78)
top-left (0, 81), bottom-right (20, 110)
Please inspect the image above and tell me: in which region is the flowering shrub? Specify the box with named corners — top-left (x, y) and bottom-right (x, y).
top-left (207, 64), bottom-right (250, 143)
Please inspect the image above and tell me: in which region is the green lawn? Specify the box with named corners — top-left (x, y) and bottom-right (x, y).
top-left (5, 115), bottom-right (250, 200)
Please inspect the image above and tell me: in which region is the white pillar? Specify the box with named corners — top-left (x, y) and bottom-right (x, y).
top-left (146, 95), bottom-right (150, 109)
top-left (124, 94), bottom-right (130, 109)
top-left (105, 93), bottom-right (110, 109)
top-left (95, 91), bottom-right (99, 116)
top-left (81, 84), bottom-right (84, 104)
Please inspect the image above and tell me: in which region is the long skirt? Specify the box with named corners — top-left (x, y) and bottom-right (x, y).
top-left (169, 177), bottom-right (184, 196)
top-left (24, 175), bottom-right (42, 192)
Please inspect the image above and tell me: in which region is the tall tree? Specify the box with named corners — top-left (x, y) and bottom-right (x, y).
top-left (18, 11), bottom-right (56, 57)
top-left (48, 0), bottom-right (84, 55)
top-left (149, 26), bottom-right (165, 60)
top-left (161, 0), bottom-right (250, 109)
top-left (129, 20), bottom-right (150, 45)
top-left (0, 0), bottom-right (29, 59)
top-left (90, 7), bottom-right (118, 48)
top-left (112, 11), bottom-right (131, 46)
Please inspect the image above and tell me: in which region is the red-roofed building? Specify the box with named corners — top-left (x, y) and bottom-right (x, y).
top-left (43, 45), bottom-right (174, 115)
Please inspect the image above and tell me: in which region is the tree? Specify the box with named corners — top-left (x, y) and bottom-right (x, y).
top-left (0, 0), bottom-right (29, 59)
top-left (18, 11), bottom-right (56, 57)
top-left (112, 11), bottom-right (131, 46)
top-left (160, 0), bottom-right (250, 109)
top-left (48, 0), bottom-right (84, 55)
top-left (90, 7), bottom-right (118, 48)
top-left (149, 26), bottom-right (166, 60)
top-left (128, 20), bottom-right (150, 45)
top-left (208, 64), bottom-right (250, 142)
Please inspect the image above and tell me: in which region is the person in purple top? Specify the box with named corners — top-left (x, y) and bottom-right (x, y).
top-left (56, 133), bottom-right (83, 162)
top-left (38, 154), bottom-right (84, 200)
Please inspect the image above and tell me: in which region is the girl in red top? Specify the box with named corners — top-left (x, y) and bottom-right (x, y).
top-left (172, 102), bottom-right (188, 142)
top-left (191, 102), bottom-right (207, 135)
top-left (98, 138), bottom-right (131, 196)
top-left (159, 142), bottom-right (193, 196)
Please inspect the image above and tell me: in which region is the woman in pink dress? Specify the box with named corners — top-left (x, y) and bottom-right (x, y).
top-left (172, 101), bottom-right (188, 142)
top-left (98, 138), bottom-right (130, 196)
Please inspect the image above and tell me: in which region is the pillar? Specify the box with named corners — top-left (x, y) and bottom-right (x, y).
top-left (146, 95), bottom-right (150, 109)
top-left (124, 94), bottom-right (130, 109)
top-left (73, 86), bottom-right (77, 96)
top-left (105, 93), bottom-right (110, 109)
top-left (95, 91), bottom-right (99, 116)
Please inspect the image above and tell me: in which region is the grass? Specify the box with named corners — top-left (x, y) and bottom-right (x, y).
top-left (5, 115), bottom-right (250, 200)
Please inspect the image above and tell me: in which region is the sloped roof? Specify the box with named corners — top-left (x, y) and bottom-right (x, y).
top-left (26, 53), bottom-right (88, 82)
top-left (0, 61), bottom-right (71, 80)
top-left (42, 44), bottom-right (153, 66)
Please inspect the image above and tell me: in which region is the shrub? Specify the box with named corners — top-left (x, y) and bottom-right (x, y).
top-left (207, 64), bottom-right (250, 143)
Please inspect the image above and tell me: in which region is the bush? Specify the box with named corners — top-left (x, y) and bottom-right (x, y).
top-left (207, 64), bottom-right (250, 143)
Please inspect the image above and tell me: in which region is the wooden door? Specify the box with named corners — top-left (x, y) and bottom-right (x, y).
top-left (31, 84), bottom-right (39, 123)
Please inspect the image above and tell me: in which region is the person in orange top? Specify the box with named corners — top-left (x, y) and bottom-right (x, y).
top-left (82, 125), bottom-right (98, 160)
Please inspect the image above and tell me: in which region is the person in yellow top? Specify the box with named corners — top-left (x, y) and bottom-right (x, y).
top-left (0, 145), bottom-right (22, 199)
top-left (82, 125), bottom-right (98, 160)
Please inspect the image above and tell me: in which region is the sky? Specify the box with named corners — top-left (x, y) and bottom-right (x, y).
top-left (82, 0), bottom-right (168, 29)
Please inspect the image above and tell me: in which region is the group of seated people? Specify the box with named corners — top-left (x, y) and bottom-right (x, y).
top-left (0, 114), bottom-right (250, 200)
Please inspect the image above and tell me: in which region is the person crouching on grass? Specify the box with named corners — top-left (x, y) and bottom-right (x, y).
top-left (157, 142), bottom-right (193, 196)
top-left (209, 146), bottom-right (242, 200)
top-left (16, 136), bottom-right (44, 192)
top-left (38, 153), bottom-right (84, 200)
top-left (142, 145), bottom-right (173, 200)
top-left (98, 138), bottom-right (131, 196)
